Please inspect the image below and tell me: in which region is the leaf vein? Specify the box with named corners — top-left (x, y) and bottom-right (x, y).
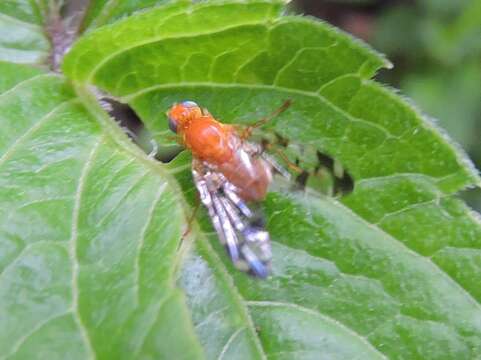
top-left (0, 241), bottom-right (62, 280)
top-left (133, 180), bottom-right (167, 305)
top-left (135, 292), bottom-right (172, 355)
top-left (194, 305), bottom-right (230, 329)
top-left (273, 44), bottom-right (338, 87)
top-left (431, 246), bottom-right (481, 259)
top-left (247, 301), bottom-right (388, 360)
top-left (10, 196), bottom-right (73, 213)
top-left (217, 327), bottom-right (246, 360)
top-left (120, 82), bottom-right (400, 140)
top-left (0, 98), bottom-right (79, 168)
top-left (0, 11), bottom-right (42, 30)
top-left (317, 73), bottom-right (359, 93)
top-left (0, 73), bottom-right (51, 98)
top-left (356, 172), bottom-right (454, 187)
top-left (196, 235), bottom-right (267, 359)
top-left (314, 192), bottom-right (481, 314)
top-left (89, 0), bottom-right (120, 29)
top-left (96, 170), bottom-right (150, 227)
top-left (69, 137), bottom-right (104, 359)
top-left (86, 10), bottom-right (272, 82)
top-left (168, 162), bottom-right (191, 175)
top-left (374, 197), bottom-right (444, 225)
top-left (5, 312), bottom-right (70, 358)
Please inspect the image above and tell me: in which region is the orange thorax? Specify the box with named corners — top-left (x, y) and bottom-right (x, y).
top-left (175, 110), bottom-right (271, 202)
top-left (181, 115), bottom-right (235, 165)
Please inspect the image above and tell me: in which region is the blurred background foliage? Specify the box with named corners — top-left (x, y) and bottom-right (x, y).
top-left (293, 0), bottom-right (481, 211)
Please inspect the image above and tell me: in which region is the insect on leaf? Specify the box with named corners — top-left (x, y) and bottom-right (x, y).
top-left (63, 1), bottom-right (481, 358)
top-left (2, 0), bottom-right (481, 359)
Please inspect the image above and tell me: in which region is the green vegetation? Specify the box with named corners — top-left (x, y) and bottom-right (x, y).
top-left (0, 1), bottom-right (480, 358)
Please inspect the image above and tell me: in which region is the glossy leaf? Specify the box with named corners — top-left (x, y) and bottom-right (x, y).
top-left (0, 63), bottom-right (203, 359)
top-left (2, 0), bottom-right (481, 359)
top-left (81, 0), bottom-right (175, 31)
top-left (0, 2), bottom-right (49, 64)
top-left (62, 1), bottom-right (481, 358)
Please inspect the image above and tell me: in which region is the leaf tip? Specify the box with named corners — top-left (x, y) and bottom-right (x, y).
top-left (383, 57), bottom-right (394, 70)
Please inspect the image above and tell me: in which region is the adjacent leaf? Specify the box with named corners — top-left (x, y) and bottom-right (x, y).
top-left (0, 2), bottom-right (49, 64)
top-left (62, 1), bottom-right (481, 359)
top-left (401, 63), bottom-right (481, 152)
top-left (81, 0), bottom-right (175, 31)
top-left (373, 0), bottom-right (481, 64)
top-left (0, 63), bottom-right (203, 359)
top-left (443, 0), bottom-right (481, 60)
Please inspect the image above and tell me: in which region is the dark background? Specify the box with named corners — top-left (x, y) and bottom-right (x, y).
top-left (292, 0), bottom-right (481, 211)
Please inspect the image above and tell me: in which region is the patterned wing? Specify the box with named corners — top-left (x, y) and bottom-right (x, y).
top-left (192, 160), bottom-right (271, 278)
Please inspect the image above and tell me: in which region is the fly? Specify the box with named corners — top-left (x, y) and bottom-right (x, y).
top-left (167, 101), bottom-right (290, 278)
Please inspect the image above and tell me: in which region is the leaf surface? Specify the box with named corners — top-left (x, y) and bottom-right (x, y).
top-left (2, 1), bottom-right (481, 359)
top-left (63, 1), bottom-right (481, 358)
top-left (0, 64), bottom-right (203, 359)
top-left (0, 2), bottom-right (49, 64)
top-left (81, 0), bottom-right (175, 31)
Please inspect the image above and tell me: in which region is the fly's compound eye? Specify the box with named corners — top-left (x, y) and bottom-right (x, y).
top-left (168, 116), bottom-right (178, 133)
top-left (181, 100), bottom-right (198, 108)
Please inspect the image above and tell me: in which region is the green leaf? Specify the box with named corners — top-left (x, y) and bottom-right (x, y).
top-left (0, 63), bottom-right (204, 359)
top-left (62, 1), bottom-right (481, 358)
top-left (2, 0), bottom-right (481, 359)
top-left (64, 0), bottom-right (480, 190)
top-left (81, 0), bottom-right (178, 31)
top-left (0, 2), bottom-right (50, 64)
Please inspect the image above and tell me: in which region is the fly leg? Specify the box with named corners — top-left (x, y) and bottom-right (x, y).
top-left (179, 160), bottom-right (206, 240)
top-left (181, 193), bottom-right (201, 239)
top-left (244, 139), bottom-right (301, 179)
top-left (262, 142), bottom-right (303, 176)
top-left (164, 134), bottom-right (183, 144)
top-left (263, 142), bottom-right (311, 190)
top-left (238, 100), bottom-right (292, 141)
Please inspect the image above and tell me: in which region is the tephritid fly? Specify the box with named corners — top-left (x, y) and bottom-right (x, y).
top-left (167, 101), bottom-right (291, 278)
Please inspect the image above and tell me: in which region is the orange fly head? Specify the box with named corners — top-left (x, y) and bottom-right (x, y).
top-left (167, 101), bottom-right (202, 133)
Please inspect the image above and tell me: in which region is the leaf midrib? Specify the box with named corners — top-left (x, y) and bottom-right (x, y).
top-left (194, 232), bottom-right (268, 360)
top-left (74, 85), bottom-right (213, 357)
top-left (69, 136), bottom-right (103, 359)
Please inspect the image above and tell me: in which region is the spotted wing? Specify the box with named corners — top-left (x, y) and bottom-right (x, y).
top-left (192, 161), bottom-right (271, 278)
